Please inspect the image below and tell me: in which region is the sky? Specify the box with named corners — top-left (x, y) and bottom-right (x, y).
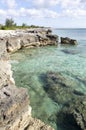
top-left (0, 0), bottom-right (86, 28)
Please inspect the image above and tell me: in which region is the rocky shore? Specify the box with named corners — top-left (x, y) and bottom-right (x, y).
top-left (0, 28), bottom-right (56, 130)
top-left (0, 28), bottom-right (58, 53)
top-left (0, 28), bottom-right (80, 130)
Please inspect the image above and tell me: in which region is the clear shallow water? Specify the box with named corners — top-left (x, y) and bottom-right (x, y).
top-left (11, 29), bottom-right (86, 130)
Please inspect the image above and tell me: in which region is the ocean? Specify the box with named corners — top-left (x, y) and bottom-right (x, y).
top-left (11, 29), bottom-right (86, 130)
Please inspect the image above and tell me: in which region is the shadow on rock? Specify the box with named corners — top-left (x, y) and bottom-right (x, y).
top-left (39, 71), bottom-right (85, 105)
top-left (57, 97), bottom-right (86, 130)
top-left (39, 71), bottom-right (86, 130)
top-left (56, 110), bottom-right (82, 130)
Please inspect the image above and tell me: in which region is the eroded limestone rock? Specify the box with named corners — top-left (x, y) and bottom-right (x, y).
top-left (0, 28), bottom-right (59, 53)
top-left (0, 29), bottom-right (54, 130)
top-left (61, 37), bottom-right (78, 45)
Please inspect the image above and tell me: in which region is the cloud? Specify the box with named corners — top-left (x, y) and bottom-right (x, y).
top-left (64, 8), bottom-right (86, 17)
top-left (17, 8), bottom-right (59, 18)
top-left (1, 0), bottom-right (17, 8)
top-left (1, 0), bottom-right (86, 18)
top-left (25, 0), bottom-right (86, 17)
top-left (59, 0), bottom-right (80, 9)
top-left (0, 9), bottom-right (6, 16)
top-left (0, 7), bottom-right (59, 20)
top-left (32, 0), bottom-right (59, 8)
top-left (60, 0), bottom-right (86, 17)
top-left (0, 0), bottom-right (86, 26)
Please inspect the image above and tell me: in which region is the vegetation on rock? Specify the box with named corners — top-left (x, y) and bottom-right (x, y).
top-left (0, 18), bottom-right (44, 30)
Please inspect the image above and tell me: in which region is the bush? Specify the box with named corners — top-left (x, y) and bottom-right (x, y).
top-left (5, 18), bottom-right (16, 28)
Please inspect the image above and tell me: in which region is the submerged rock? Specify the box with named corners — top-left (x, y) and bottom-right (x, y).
top-left (60, 98), bottom-right (86, 130)
top-left (40, 71), bottom-right (86, 130)
top-left (61, 37), bottom-right (78, 45)
top-left (40, 71), bottom-right (85, 104)
top-left (61, 49), bottom-right (79, 55)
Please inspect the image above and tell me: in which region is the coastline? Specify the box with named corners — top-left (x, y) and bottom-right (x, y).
top-left (0, 28), bottom-right (57, 130)
top-left (0, 28), bottom-right (86, 130)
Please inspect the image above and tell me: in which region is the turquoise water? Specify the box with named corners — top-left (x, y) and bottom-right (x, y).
top-left (11, 29), bottom-right (86, 130)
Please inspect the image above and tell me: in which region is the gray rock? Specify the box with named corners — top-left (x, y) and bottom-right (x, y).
top-left (0, 85), bottom-right (29, 126)
top-left (0, 29), bottom-right (54, 130)
top-left (0, 39), bottom-right (8, 60)
top-left (2, 28), bottom-right (59, 52)
top-left (61, 37), bottom-right (78, 45)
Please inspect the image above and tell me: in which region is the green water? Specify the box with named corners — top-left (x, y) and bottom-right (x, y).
top-left (10, 46), bottom-right (86, 130)
top-left (10, 29), bottom-right (86, 130)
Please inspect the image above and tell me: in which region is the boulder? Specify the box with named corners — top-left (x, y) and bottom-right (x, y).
top-left (61, 37), bottom-right (78, 45)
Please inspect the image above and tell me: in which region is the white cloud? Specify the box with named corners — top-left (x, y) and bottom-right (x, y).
top-left (59, 0), bottom-right (81, 9)
top-left (42, 9), bottom-right (59, 18)
top-left (2, 0), bottom-right (16, 8)
top-left (24, 0), bottom-right (86, 18)
top-left (7, 9), bottom-right (19, 17)
top-left (19, 8), bottom-right (42, 17)
top-left (19, 8), bottom-right (59, 18)
top-left (32, 0), bottom-right (59, 8)
top-left (64, 8), bottom-right (86, 17)
top-left (0, 9), bottom-right (6, 16)
top-left (0, 8), bottom-right (59, 20)
top-left (1, 0), bottom-right (86, 18)
top-left (50, 0), bottom-right (86, 18)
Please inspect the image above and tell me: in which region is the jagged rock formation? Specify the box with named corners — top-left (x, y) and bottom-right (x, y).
top-left (0, 29), bottom-right (55, 130)
top-left (0, 28), bottom-right (58, 53)
top-left (0, 28), bottom-right (80, 130)
top-left (61, 37), bottom-right (78, 45)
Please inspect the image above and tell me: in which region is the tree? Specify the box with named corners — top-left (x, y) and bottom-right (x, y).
top-left (22, 23), bottom-right (27, 28)
top-left (5, 18), bottom-right (16, 27)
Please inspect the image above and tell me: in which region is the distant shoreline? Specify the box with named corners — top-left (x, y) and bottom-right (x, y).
top-left (53, 28), bottom-right (86, 30)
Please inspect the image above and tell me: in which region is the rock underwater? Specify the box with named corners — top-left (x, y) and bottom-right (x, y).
top-left (39, 71), bottom-right (86, 130)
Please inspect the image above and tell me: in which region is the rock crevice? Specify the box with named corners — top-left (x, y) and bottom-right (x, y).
top-left (0, 28), bottom-right (58, 53)
top-left (0, 28), bottom-right (55, 130)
